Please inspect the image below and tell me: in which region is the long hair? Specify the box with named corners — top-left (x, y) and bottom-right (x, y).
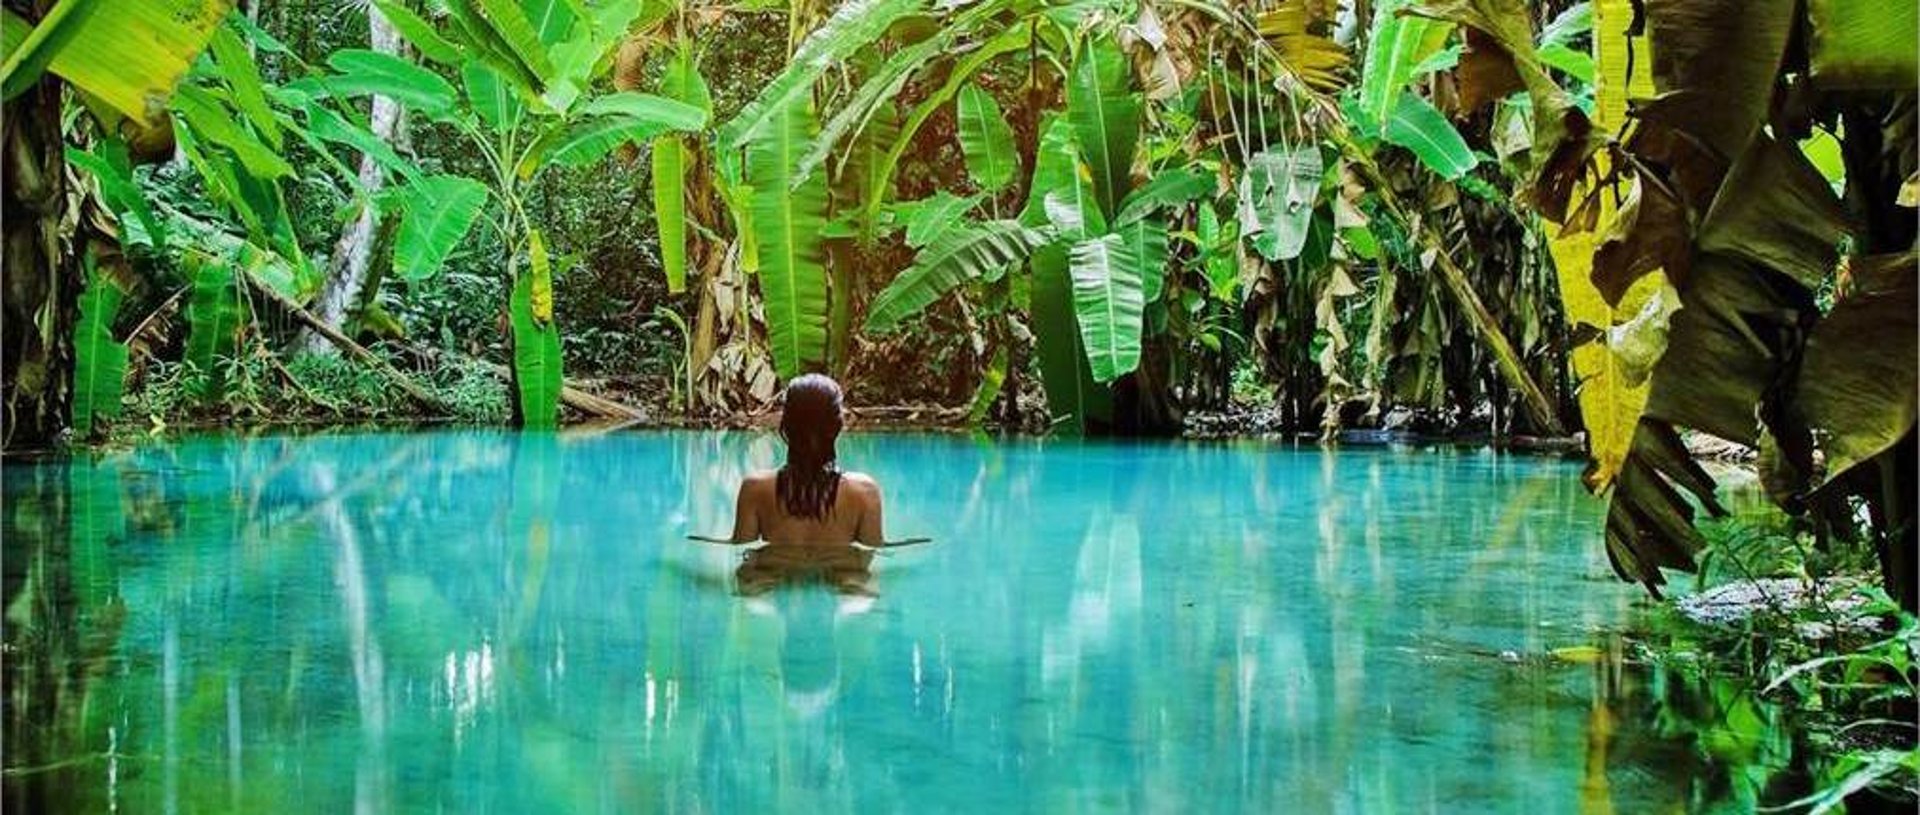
top-left (776, 374), bottom-right (844, 520)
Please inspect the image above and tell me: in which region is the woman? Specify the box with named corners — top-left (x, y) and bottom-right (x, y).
top-left (729, 374), bottom-right (884, 595)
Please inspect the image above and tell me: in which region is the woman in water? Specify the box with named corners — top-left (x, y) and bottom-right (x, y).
top-left (729, 374), bottom-right (885, 594)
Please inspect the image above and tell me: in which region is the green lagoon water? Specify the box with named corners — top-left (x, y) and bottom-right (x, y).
top-left (4, 430), bottom-right (1760, 812)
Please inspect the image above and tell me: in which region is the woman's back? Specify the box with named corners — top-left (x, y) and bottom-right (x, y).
top-left (732, 469), bottom-right (885, 546)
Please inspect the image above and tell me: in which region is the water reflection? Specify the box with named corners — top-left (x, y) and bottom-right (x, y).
top-left (0, 430), bottom-right (1821, 812)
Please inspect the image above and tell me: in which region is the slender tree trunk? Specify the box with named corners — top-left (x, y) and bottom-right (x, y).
top-left (2, 20), bottom-right (75, 451)
top-left (298, 3), bottom-right (404, 354)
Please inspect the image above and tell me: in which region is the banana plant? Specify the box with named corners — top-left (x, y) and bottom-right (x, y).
top-left (342, 0), bottom-right (705, 428)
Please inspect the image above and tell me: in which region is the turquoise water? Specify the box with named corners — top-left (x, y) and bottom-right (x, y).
top-left (5, 430), bottom-right (1734, 811)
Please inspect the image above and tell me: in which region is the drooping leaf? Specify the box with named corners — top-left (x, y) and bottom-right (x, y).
top-left (393, 174), bottom-right (490, 280)
top-left (1241, 146), bottom-right (1323, 261)
top-left (1196, 203), bottom-right (1240, 301)
top-left (1114, 167), bottom-right (1214, 227)
top-left (897, 190), bottom-right (984, 248)
top-left (967, 347), bottom-right (1010, 426)
top-left (374, 0), bottom-right (465, 64)
top-left (67, 142), bottom-right (164, 250)
top-left (324, 48), bottom-right (457, 117)
top-left (476, 0), bottom-right (553, 81)
top-left (719, 0), bottom-right (923, 152)
top-left (748, 98), bottom-right (830, 378)
top-left (1254, 5), bottom-right (1352, 92)
top-left (171, 83), bottom-right (293, 180)
top-left (73, 257), bottom-right (128, 437)
top-left (1068, 233), bottom-right (1147, 383)
top-left (532, 95), bottom-right (706, 169)
top-left (463, 60), bottom-right (522, 132)
top-left (303, 100), bottom-right (421, 183)
top-left (856, 23), bottom-right (1031, 226)
top-left (795, 23), bottom-right (951, 189)
top-left (1796, 253), bottom-right (1919, 486)
top-left (865, 220), bottom-right (1046, 332)
top-left (1806, 0), bottom-right (1919, 89)
top-left (1030, 243), bottom-right (1111, 434)
top-left (1358, 0), bottom-right (1453, 127)
top-left (1381, 92), bottom-right (1476, 180)
top-left (1639, 0), bottom-right (1796, 160)
top-left (1068, 34), bottom-right (1143, 218)
top-left (207, 24), bottom-right (279, 149)
top-left (184, 256), bottom-right (247, 402)
top-left (956, 83), bottom-right (1017, 192)
top-left (1020, 115), bottom-right (1078, 228)
top-left (3, 0), bottom-right (230, 124)
top-left (1119, 217), bottom-right (1171, 304)
top-left (510, 268), bottom-right (564, 429)
top-left (658, 38), bottom-right (711, 114)
top-left (653, 135), bottom-right (688, 293)
top-left (1696, 132), bottom-right (1849, 291)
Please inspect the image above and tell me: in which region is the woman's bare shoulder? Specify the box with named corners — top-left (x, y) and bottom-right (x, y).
top-left (839, 471), bottom-right (882, 493)
top-left (740, 470), bottom-right (779, 491)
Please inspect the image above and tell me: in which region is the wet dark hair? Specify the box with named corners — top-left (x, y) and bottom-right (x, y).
top-left (776, 374), bottom-right (844, 520)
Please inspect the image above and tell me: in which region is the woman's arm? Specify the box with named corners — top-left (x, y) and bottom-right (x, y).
top-left (729, 478), bottom-right (761, 543)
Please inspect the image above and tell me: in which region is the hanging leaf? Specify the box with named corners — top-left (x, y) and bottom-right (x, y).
top-left (748, 98), bottom-right (830, 378)
top-left (653, 135), bottom-right (688, 293)
top-left (1114, 167), bottom-right (1214, 227)
top-left (1358, 0), bottom-right (1454, 127)
top-left (323, 48), bottom-right (458, 117)
top-left (1381, 92), bottom-right (1477, 180)
top-left (374, 0), bottom-right (465, 64)
top-left (393, 174), bottom-right (490, 281)
top-left (719, 0), bottom-right (923, 152)
top-left (1196, 203), bottom-right (1240, 301)
top-left (865, 220), bottom-right (1046, 332)
top-left (475, 0), bottom-right (553, 81)
top-left (2, 0), bottom-right (230, 124)
top-left (1068, 233), bottom-right (1147, 383)
top-left (73, 258), bottom-right (128, 437)
top-left (171, 84), bottom-right (294, 180)
top-left (956, 83), bottom-right (1017, 192)
top-left (1241, 146), bottom-right (1323, 261)
top-left (184, 256), bottom-right (247, 403)
top-left (1119, 217), bottom-right (1171, 304)
top-left (529, 95), bottom-right (706, 169)
top-left (207, 24), bottom-right (279, 149)
top-left (1020, 116), bottom-right (1079, 228)
top-left (510, 269), bottom-right (564, 429)
top-left (967, 347), bottom-right (1010, 426)
top-left (462, 60), bottom-right (523, 133)
top-left (67, 142), bottom-right (164, 250)
top-left (896, 190), bottom-right (984, 248)
top-left (1068, 34), bottom-right (1143, 218)
top-left (1030, 243), bottom-right (1111, 434)
top-left (528, 228), bottom-right (554, 323)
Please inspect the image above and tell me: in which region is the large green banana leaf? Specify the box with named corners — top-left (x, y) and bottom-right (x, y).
top-left (956, 83), bottom-right (1017, 192)
top-left (73, 259), bottom-right (128, 437)
top-left (748, 99), bottom-right (830, 379)
top-left (719, 0), bottom-right (923, 152)
top-left (185, 257), bottom-right (247, 403)
top-left (654, 137), bottom-right (689, 293)
top-left (393, 174), bottom-right (491, 281)
top-left (321, 48), bottom-right (458, 118)
top-left (1030, 243), bottom-right (1111, 434)
top-left (463, 60), bottom-right (524, 133)
top-left (511, 231), bottom-right (563, 429)
top-left (897, 191), bottom-right (983, 248)
top-left (531, 94), bottom-right (706, 169)
top-left (1807, 0), bottom-right (1919, 89)
top-left (1241, 146), bottom-right (1323, 261)
top-left (1357, 0), bottom-right (1452, 127)
top-left (1068, 34), bottom-right (1142, 218)
top-left (1114, 167), bottom-right (1213, 227)
top-left (1381, 92), bottom-right (1477, 179)
top-left (653, 43), bottom-right (710, 294)
top-left (1068, 233), bottom-right (1148, 383)
top-left (864, 220), bottom-right (1046, 332)
top-left (1, 0), bottom-right (231, 124)
top-left (1119, 217), bottom-right (1172, 305)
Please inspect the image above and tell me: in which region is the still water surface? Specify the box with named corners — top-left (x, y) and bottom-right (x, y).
top-left (4, 430), bottom-right (1740, 811)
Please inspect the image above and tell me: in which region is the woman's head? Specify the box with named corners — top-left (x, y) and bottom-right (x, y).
top-left (776, 374), bottom-right (844, 519)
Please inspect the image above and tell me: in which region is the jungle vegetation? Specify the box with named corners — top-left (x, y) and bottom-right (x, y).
top-left (0, 0), bottom-right (1916, 781)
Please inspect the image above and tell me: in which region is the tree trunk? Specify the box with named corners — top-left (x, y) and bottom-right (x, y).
top-left (2, 42), bottom-right (75, 451)
top-left (298, 3), bottom-right (404, 355)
